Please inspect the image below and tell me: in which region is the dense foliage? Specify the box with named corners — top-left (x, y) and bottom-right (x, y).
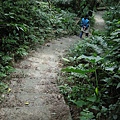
top-left (0, 0), bottom-right (79, 99)
top-left (0, 1), bottom-right (119, 119)
top-left (59, 3), bottom-right (120, 120)
top-left (48, 0), bottom-right (99, 16)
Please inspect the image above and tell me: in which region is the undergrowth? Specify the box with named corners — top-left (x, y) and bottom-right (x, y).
top-left (59, 5), bottom-right (120, 120)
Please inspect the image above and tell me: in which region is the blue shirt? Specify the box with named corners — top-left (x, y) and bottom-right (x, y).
top-left (80, 18), bottom-right (89, 29)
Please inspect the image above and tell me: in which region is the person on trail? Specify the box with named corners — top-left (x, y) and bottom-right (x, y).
top-left (79, 15), bottom-right (90, 38)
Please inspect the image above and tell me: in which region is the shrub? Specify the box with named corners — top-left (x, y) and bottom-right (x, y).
top-left (60, 3), bottom-right (120, 119)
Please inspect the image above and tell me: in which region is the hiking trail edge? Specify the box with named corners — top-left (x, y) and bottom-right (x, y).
top-left (0, 11), bottom-right (105, 120)
top-left (0, 36), bottom-right (79, 120)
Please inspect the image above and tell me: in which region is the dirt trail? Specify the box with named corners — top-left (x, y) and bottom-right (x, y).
top-left (0, 11), bottom-right (105, 120)
top-left (0, 36), bottom-right (79, 120)
top-left (94, 11), bottom-right (105, 30)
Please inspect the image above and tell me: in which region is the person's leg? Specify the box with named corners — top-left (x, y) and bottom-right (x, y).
top-left (80, 31), bottom-right (83, 38)
top-left (86, 33), bottom-right (89, 37)
top-left (85, 27), bottom-right (89, 37)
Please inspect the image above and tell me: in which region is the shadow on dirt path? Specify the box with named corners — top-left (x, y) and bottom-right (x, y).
top-left (0, 11), bottom-right (105, 120)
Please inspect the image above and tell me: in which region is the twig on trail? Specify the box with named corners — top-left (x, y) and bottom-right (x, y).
top-left (74, 17), bottom-right (80, 25)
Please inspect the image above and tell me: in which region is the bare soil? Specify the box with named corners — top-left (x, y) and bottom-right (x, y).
top-left (0, 11), bottom-right (105, 120)
top-left (0, 36), bottom-right (79, 120)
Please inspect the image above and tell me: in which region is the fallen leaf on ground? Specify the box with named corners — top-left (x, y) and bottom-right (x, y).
top-left (25, 102), bottom-right (29, 105)
top-left (8, 88), bottom-right (11, 92)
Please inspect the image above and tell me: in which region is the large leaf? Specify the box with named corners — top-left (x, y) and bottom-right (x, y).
top-left (77, 55), bottom-right (103, 62)
top-left (71, 100), bottom-right (86, 107)
top-left (116, 82), bottom-right (120, 89)
top-left (62, 67), bottom-right (95, 74)
top-left (80, 109), bottom-right (95, 120)
top-left (87, 95), bottom-right (97, 102)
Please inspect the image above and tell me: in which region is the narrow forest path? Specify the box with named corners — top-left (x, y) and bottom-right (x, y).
top-left (0, 11), bottom-right (105, 120)
top-left (94, 11), bottom-right (105, 30)
top-left (0, 36), bottom-right (79, 120)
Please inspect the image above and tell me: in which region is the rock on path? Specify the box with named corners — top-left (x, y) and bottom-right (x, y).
top-left (0, 36), bottom-right (79, 120)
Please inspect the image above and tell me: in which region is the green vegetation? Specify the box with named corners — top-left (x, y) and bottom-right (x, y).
top-left (0, 0), bottom-right (99, 97)
top-left (59, 1), bottom-right (120, 120)
top-left (0, 0), bottom-right (80, 98)
top-left (48, 0), bottom-right (98, 16)
top-left (0, 1), bottom-right (119, 119)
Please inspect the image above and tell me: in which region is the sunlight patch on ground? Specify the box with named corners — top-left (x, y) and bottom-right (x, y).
top-left (95, 15), bottom-right (104, 24)
top-left (94, 11), bottom-right (105, 30)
